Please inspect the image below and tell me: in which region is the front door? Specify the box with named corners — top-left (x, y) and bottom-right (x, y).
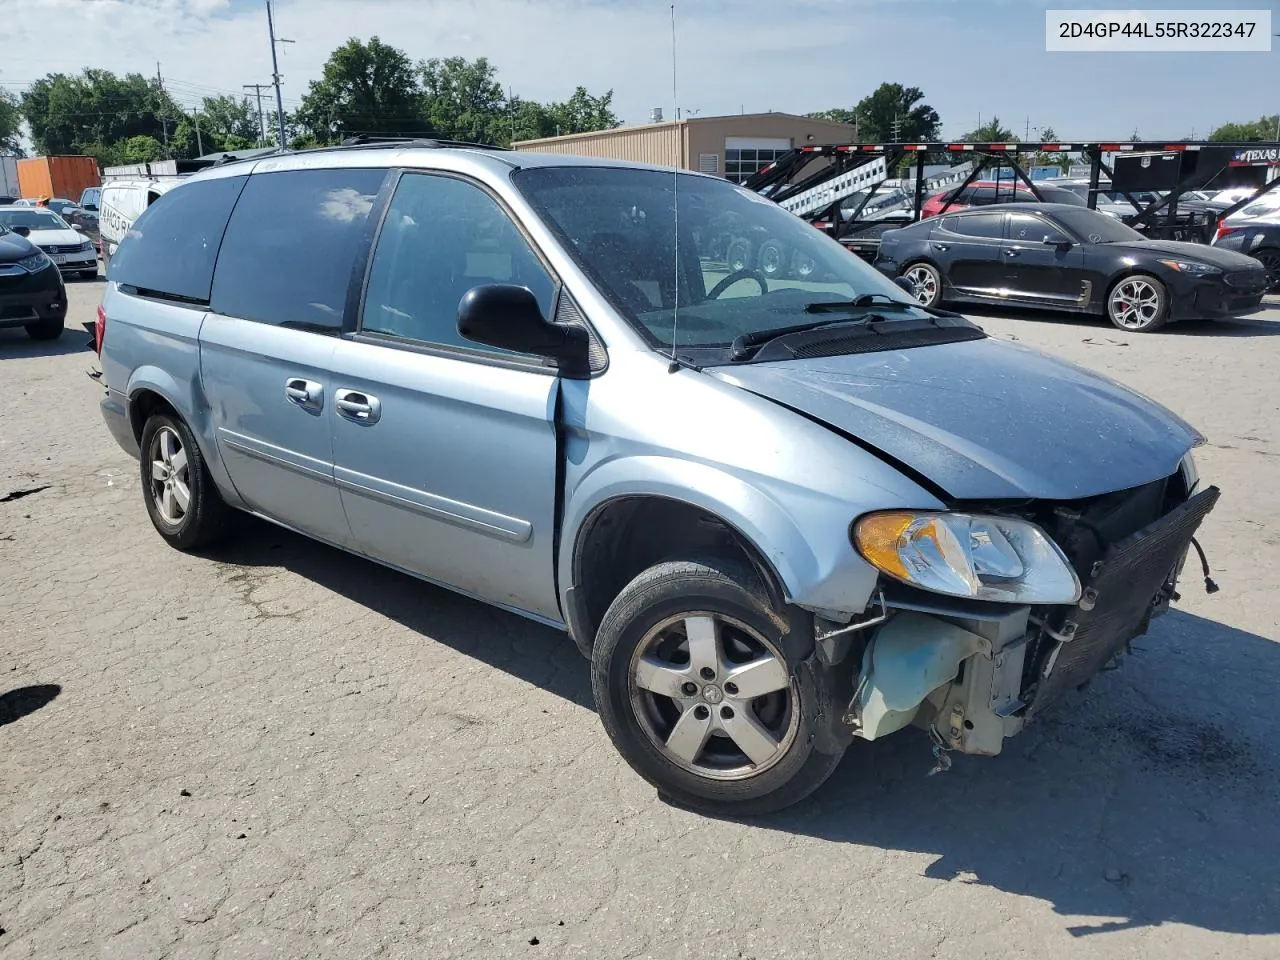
top-left (1001, 212), bottom-right (1091, 307)
top-left (329, 171), bottom-right (564, 623)
top-left (934, 211), bottom-right (1007, 297)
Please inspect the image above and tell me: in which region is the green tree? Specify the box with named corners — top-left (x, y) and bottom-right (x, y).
top-left (545, 86), bottom-right (618, 137)
top-left (20, 69), bottom-right (184, 157)
top-left (197, 95), bottom-right (263, 146)
top-left (1209, 115), bottom-right (1280, 141)
top-left (420, 56), bottom-right (506, 143)
top-left (295, 36), bottom-right (426, 142)
top-left (1032, 125), bottom-right (1071, 172)
top-left (961, 116), bottom-right (1017, 142)
top-left (822, 83), bottom-right (940, 142)
top-left (0, 89), bottom-right (23, 155)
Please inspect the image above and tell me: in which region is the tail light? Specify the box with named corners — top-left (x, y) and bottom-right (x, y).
top-left (94, 304), bottom-right (106, 356)
top-left (1214, 222), bottom-right (1240, 242)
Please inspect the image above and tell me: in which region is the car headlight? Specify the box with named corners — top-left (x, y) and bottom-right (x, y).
top-left (79, 241), bottom-right (93, 253)
top-left (17, 251), bottom-right (51, 273)
top-left (853, 511), bottom-right (1082, 604)
top-left (1157, 258), bottom-right (1221, 276)
top-left (1179, 451), bottom-right (1199, 494)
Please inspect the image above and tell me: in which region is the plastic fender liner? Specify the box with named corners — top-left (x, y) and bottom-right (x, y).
top-left (852, 612), bottom-right (989, 741)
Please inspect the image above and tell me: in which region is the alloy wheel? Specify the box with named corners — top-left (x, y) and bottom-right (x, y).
top-left (148, 426), bottom-right (191, 526)
top-left (1109, 278), bottom-right (1161, 329)
top-left (628, 612), bottom-right (798, 781)
top-left (1254, 249), bottom-right (1280, 292)
top-left (904, 264), bottom-right (938, 305)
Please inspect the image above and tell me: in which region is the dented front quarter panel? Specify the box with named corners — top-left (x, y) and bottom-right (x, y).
top-left (556, 346), bottom-right (945, 619)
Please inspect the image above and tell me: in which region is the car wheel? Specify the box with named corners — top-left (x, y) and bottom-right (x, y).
top-left (23, 317), bottom-right (64, 341)
top-left (902, 262), bottom-right (942, 307)
top-left (1252, 247), bottom-right (1280, 292)
top-left (1107, 274), bottom-right (1168, 332)
top-left (791, 250), bottom-right (817, 280)
top-left (757, 239), bottom-right (786, 280)
top-left (139, 412), bottom-right (233, 551)
top-left (591, 554), bottom-right (845, 816)
top-left (726, 237), bottom-right (753, 274)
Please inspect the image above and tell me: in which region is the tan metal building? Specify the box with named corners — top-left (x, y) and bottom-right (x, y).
top-left (512, 112), bottom-right (857, 183)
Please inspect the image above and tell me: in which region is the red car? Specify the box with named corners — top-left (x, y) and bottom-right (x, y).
top-left (920, 180), bottom-right (1086, 219)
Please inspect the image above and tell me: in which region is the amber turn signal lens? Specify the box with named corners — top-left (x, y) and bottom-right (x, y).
top-left (852, 512), bottom-right (919, 580)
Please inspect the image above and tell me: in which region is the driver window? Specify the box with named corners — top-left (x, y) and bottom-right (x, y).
top-left (361, 173), bottom-right (557, 353)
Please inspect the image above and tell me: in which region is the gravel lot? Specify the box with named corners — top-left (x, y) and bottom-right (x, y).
top-left (3, 277), bottom-right (1279, 960)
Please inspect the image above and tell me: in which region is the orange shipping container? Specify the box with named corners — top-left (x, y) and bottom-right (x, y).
top-left (16, 156), bottom-right (101, 203)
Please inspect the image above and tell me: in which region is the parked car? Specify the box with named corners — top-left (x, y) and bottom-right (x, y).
top-left (877, 202), bottom-right (1267, 331)
top-left (97, 145), bottom-right (1219, 814)
top-left (1212, 218), bottom-right (1280, 291)
top-left (21, 197), bottom-right (102, 245)
top-left (0, 218), bottom-right (68, 341)
top-left (0, 206), bottom-right (98, 279)
top-left (98, 178), bottom-right (181, 267)
top-left (919, 180), bottom-right (1087, 219)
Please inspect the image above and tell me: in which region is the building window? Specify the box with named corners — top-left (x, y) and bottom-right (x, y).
top-left (725, 149), bottom-right (792, 183)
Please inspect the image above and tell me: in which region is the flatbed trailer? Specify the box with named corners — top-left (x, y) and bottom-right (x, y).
top-left (741, 140), bottom-right (1280, 269)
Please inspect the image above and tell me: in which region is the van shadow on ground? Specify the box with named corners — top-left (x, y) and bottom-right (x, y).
top-left (213, 519), bottom-right (1280, 938)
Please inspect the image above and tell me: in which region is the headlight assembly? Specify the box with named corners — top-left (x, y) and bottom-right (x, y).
top-left (1157, 259), bottom-right (1221, 276)
top-left (17, 252), bottom-right (51, 273)
top-left (853, 511), bottom-right (1082, 604)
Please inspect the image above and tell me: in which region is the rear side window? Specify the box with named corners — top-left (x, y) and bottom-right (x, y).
top-left (943, 212), bottom-right (1005, 239)
top-left (108, 175), bottom-right (247, 303)
top-left (210, 168), bottom-right (387, 332)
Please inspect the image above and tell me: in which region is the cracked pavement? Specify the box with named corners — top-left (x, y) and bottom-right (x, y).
top-left (2, 280), bottom-right (1279, 959)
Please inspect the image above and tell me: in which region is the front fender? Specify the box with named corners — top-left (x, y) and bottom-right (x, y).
top-left (559, 454), bottom-right (883, 619)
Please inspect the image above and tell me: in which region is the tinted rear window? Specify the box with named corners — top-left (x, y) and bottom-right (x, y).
top-left (210, 168), bottom-right (387, 332)
top-left (108, 175), bottom-right (247, 303)
top-left (943, 212), bottom-right (1005, 238)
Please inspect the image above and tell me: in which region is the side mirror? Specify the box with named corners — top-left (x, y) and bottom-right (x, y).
top-left (1042, 235), bottom-right (1072, 250)
top-left (457, 284), bottom-right (590, 372)
top-left (72, 223), bottom-right (84, 233)
top-left (13, 226), bottom-right (30, 237)
top-left (893, 275), bottom-right (917, 296)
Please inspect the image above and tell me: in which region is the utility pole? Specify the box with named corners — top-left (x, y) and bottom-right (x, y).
top-left (156, 62), bottom-right (169, 156)
top-left (194, 110), bottom-right (203, 155)
top-left (265, 0), bottom-right (293, 148)
top-left (243, 83), bottom-right (269, 146)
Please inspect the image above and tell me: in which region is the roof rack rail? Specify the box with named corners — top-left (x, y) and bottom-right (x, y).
top-left (336, 134), bottom-right (511, 151)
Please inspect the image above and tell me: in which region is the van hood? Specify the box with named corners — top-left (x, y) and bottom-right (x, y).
top-left (710, 337), bottom-right (1202, 501)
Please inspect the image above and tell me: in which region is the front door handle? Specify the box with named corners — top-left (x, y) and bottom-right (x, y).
top-left (285, 378), bottom-right (323, 410)
top-left (932, 242), bottom-right (949, 251)
top-left (335, 388), bottom-right (381, 424)
top-left (1004, 248), bottom-right (1020, 257)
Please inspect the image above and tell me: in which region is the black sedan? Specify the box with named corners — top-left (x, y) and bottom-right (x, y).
top-left (0, 221), bottom-right (68, 341)
top-left (1212, 220), bottom-right (1280, 293)
top-left (875, 203), bottom-right (1268, 332)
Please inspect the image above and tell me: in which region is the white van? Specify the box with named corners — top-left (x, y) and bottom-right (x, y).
top-left (99, 178), bottom-right (182, 266)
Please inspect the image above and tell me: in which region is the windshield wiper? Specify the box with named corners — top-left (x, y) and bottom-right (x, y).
top-left (804, 293), bottom-right (917, 313)
top-left (730, 316), bottom-right (883, 361)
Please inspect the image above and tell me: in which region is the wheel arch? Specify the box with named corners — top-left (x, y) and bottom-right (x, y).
top-left (1100, 268), bottom-right (1168, 321)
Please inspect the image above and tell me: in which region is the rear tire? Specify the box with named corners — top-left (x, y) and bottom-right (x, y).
top-left (24, 317), bottom-right (64, 341)
top-left (902, 261), bottom-right (942, 307)
top-left (1251, 246), bottom-right (1280, 292)
top-left (591, 554), bottom-right (845, 816)
top-left (139, 412), bottom-right (233, 551)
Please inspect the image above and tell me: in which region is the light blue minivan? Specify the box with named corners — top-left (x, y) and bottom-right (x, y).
top-left (96, 139), bottom-right (1218, 814)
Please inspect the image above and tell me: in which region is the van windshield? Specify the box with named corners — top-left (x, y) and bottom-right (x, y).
top-left (512, 166), bottom-right (920, 357)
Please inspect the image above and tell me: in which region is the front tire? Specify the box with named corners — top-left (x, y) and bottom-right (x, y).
top-left (1251, 246), bottom-right (1280, 292)
top-left (139, 413), bottom-right (233, 551)
top-left (591, 555), bottom-right (845, 816)
top-left (1107, 274), bottom-right (1168, 332)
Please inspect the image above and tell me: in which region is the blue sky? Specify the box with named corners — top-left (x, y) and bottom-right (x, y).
top-left (3, 0), bottom-right (1276, 141)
